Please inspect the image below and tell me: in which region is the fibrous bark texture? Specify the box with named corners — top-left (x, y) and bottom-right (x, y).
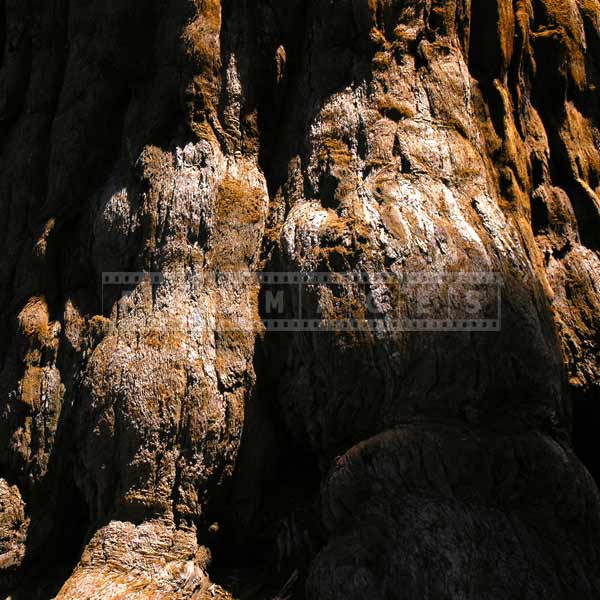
top-left (0, 1), bottom-right (599, 598)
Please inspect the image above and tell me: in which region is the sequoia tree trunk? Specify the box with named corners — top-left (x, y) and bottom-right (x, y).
top-left (0, 1), bottom-right (599, 599)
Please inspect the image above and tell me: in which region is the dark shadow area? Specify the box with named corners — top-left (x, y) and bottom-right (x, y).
top-left (201, 335), bottom-right (323, 600)
top-left (468, 0), bottom-right (504, 84)
top-left (4, 461), bottom-right (91, 600)
top-left (572, 385), bottom-right (600, 487)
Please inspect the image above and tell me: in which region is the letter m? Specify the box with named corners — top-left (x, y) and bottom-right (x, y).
top-left (265, 290), bottom-right (285, 315)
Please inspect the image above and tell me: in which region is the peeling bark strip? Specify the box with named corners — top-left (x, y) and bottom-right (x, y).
top-left (0, 1), bottom-right (599, 599)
